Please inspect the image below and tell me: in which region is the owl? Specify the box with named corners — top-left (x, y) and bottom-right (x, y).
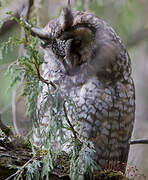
top-left (26, 2), bottom-right (135, 170)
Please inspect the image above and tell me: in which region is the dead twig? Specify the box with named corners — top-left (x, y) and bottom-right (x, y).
top-left (63, 102), bottom-right (78, 140)
top-left (130, 138), bottom-right (148, 145)
top-left (33, 61), bottom-right (57, 89)
top-left (5, 157), bottom-right (35, 180)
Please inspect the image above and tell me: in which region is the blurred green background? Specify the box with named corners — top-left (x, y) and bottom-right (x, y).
top-left (0, 23), bottom-right (20, 125)
top-left (0, 0), bottom-right (148, 178)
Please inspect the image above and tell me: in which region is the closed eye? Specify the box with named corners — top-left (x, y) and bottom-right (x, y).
top-left (71, 39), bottom-right (81, 51)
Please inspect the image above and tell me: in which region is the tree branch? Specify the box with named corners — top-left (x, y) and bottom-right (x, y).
top-left (0, 0), bottom-right (33, 35)
top-left (130, 138), bottom-right (148, 145)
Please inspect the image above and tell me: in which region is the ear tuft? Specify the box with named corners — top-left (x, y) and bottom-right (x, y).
top-left (60, 6), bottom-right (73, 30)
top-left (67, 0), bottom-right (71, 8)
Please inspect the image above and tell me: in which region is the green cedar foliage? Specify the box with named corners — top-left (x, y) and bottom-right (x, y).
top-left (0, 13), bottom-right (97, 180)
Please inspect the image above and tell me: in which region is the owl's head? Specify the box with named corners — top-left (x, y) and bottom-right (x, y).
top-left (26, 1), bottom-right (131, 81)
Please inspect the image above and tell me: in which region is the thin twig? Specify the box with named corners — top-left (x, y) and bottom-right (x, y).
top-left (63, 101), bottom-right (78, 140)
top-left (5, 170), bottom-right (19, 180)
top-left (130, 138), bottom-right (148, 145)
top-left (33, 62), bottom-right (57, 89)
top-left (5, 157), bottom-right (35, 180)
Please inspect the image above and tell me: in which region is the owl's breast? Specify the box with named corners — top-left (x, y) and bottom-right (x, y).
top-left (63, 75), bottom-right (135, 144)
top-left (66, 77), bottom-right (113, 136)
top-left (40, 60), bottom-right (135, 167)
top-left (66, 76), bottom-right (135, 167)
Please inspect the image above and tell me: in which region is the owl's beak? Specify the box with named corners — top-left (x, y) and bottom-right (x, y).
top-left (24, 21), bottom-right (50, 40)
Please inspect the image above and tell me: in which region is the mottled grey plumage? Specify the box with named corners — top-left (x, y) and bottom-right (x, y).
top-left (31, 4), bottom-right (135, 170)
